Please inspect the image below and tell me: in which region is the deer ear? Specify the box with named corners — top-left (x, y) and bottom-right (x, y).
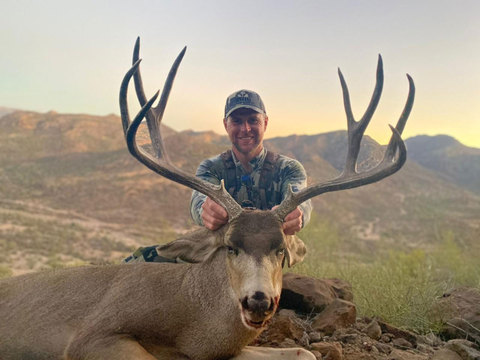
top-left (156, 227), bottom-right (226, 263)
top-left (284, 235), bottom-right (307, 267)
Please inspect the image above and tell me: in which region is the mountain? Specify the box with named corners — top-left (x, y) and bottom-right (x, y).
top-left (406, 135), bottom-right (480, 194)
top-left (0, 110), bottom-right (479, 275)
top-left (266, 133), bottom-right (480, 254)
top-left (0, 106), bottom-right (16, 119)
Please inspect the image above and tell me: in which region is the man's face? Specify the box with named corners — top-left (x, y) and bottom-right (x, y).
top-left (223, 108), bottom-right (268, 157)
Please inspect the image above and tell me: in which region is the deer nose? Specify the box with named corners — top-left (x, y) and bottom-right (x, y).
top-left (241, 292), bottom-right (274, 315)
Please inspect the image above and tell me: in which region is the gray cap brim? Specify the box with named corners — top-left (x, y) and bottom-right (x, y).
top-left (225, 105), bottom-right (266, 118)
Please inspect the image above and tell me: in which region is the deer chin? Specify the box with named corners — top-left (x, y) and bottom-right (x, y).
top-left (240, 308), bottom-right (272, 330)
top-left (239, 295), bottom-right (279, 331)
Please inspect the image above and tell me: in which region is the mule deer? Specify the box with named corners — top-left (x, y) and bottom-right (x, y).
top-left (0, 38), bottom-right (414, 359)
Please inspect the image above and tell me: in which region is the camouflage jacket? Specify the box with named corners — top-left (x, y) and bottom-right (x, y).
top-left (190, 147), bottom-right (312, 227)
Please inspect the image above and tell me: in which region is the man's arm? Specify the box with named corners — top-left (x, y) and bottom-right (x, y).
top-left (190, 189), bottom-right (207, 226)
top-left (190, 158), bottom-right (229, 229)
top-left (278, 158), bottom-right (313, 233)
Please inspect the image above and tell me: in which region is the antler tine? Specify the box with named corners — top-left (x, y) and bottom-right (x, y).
top-left (273, 58), bottom-right (414, 221)
top-left (131, 37), bottom-right (163, 158)
top-left (132, 37), bottom-right (147, 106)
top-left (339, 55), bottom-right (384, 174)
top-left (385, 74), bottom-right (415, 160)
top-left (131, 37), bottom-right (186, 162)
top-left (119, 42), bottom-right (243, 222)
top-left (120, 59), bottom-right (142, 137)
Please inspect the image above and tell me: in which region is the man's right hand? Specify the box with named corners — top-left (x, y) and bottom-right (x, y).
top-left (201, 197), bottom-right (229, 231)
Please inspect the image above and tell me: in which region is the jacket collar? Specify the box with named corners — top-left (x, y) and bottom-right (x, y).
top-left (230, 147), bottom-right (267, 172)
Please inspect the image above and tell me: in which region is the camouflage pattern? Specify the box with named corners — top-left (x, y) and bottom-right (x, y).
top-left (190, 147), bottom-right (312, 226)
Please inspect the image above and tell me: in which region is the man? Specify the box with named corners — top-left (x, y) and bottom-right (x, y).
top-left (190, 89), bottom-right (311, 235)
top-left (123, 89), bottom-right (312, 263)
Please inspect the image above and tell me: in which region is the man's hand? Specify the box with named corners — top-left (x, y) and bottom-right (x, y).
top-left (201, 197), bottom-right (229, 231)
top-left (273, 206), bottom-right (303, 235)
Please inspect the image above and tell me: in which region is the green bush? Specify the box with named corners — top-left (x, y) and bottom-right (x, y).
top-left (295, 222), bottom-right (479, 334)
top-left (0, 265), bottom-right (12, 279)
top-left (431, 229), bottom-right (480, 287)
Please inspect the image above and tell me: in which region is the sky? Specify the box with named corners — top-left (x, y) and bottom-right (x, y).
top-left (1, 0), bottom-right (479, 147)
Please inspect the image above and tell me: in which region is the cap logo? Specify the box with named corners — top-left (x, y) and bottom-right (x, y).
top-left (237, 91), bottom-right (249, 99)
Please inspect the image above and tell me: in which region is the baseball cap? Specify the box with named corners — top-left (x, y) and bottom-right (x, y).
top-left (224, 89), bottom-right (266, 118)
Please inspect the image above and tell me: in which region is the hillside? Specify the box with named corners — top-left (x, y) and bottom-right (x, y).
top-left (0, 110), bottom-right (479, 274)
top-left (0, 106), bottom-right (16, 118)
top-left (266, 134), bottom-right (480, 255)
top-left (406, 135), bottom-right (480, 194)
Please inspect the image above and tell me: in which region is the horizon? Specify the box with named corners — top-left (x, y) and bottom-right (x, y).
top-left (1, 1), bottom-right (479, 147)
top-left (2, 105), bottom-right (476, 149)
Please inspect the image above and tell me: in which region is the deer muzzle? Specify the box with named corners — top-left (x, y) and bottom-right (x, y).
top-left (240, 291), bottom-right (278, 329)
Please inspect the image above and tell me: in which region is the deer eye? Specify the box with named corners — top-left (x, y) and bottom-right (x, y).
top-left (226, 246), bottom-right (239, 256)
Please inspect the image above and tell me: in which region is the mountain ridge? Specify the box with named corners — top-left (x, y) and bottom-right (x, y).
top-left (406, 135), bottom-right (480, 194)
top-left (0, 109), bottom-right (478, 274)
top-left (0, 106), bottom-right (17, 119)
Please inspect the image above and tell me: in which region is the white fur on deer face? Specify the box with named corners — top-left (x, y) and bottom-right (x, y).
top-left (224, 210), bottom-right (285, 330)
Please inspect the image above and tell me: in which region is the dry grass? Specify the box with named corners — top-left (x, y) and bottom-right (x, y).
top-left (294, 218), bottom-right (480, 334)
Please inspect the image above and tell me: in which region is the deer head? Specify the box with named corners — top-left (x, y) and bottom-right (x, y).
top-left (119, 38), bottom-right (414, 330)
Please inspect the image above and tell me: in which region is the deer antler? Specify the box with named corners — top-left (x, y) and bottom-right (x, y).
top-left (119, 38), bottom-right (243, 221)
top-left (273, 55), bottom-right (415, 221)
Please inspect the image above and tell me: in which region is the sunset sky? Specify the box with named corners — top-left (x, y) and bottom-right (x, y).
top-left (1, 0), bottom-right (479, 147)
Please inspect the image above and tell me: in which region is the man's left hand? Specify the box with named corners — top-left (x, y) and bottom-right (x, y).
top-left (273, 206), bottom-right (303, 235)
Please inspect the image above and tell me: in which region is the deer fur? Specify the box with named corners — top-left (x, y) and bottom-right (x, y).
top-left (0, 211), bottom-right (314, 360)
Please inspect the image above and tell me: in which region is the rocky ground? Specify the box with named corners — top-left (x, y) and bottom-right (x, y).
top-left (254, 274), bottom-right (480, 360)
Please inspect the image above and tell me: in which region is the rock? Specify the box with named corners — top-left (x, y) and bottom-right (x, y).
top-left (309, 331), bottom-right (324, 343)
top-left (299, 331), bottom-right (311, 347)
top-left (322, 278), bottom-right (354, 302)
top-left (376, 342), bottom-right (393, 354)
top-left (387, 349), bottom-right (427, 360)
top-left (363, 319), bottom-right (382, 340)
top-left (418, 332), bottom-right (444, 347)
top-left (255, 309), bottom-right (306, 345)
top-left (310, 342), bottom-right (343, 360)
top-left (435, 287), bottom-right (480, 344)
top-left (369, 343), bottom-right (379, 353)
top-left (445, 339), bottom-right (480, 360)
top-left (388, 349), bottom-right (405, 360)
top-left (336, 333), bottom-right (357, 344)
top-left (381, 333), bottom-right (394, 343)
top-left (311, 299), bottom-right (356, 335)
top-left (378, 320), bottom-right (418, 347)
top-left (392, 337), bottom-right (414, 349)
top-left (311, 350), bottom-right (323, 360)
top-left (278, 308), bottom-right (298, 318)
top-left (431, 348), bottom-right (463, 360)
top-left (281, 273), bottom-right (353, 314)
top-left (416, 343), bottom-right (435, 356)
top-left (361, 341), bottom-right (375, 352)
top-left (279, 338), bottom-right (297, 348)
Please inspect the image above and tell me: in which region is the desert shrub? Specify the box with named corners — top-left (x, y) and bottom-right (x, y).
top-left (431, 229), bottom-right (480, 287)
top-left (295, 222), bottom-right (479, 334)
top-left (0, 265), bottom-right (12, 279)
top-left (297, 213), bottom-right (344, 259)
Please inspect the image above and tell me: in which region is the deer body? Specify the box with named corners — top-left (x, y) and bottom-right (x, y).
top-left (0, 239), bottom-right (264, 359)
top-left (0, 212), bottom-right (313, 359)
